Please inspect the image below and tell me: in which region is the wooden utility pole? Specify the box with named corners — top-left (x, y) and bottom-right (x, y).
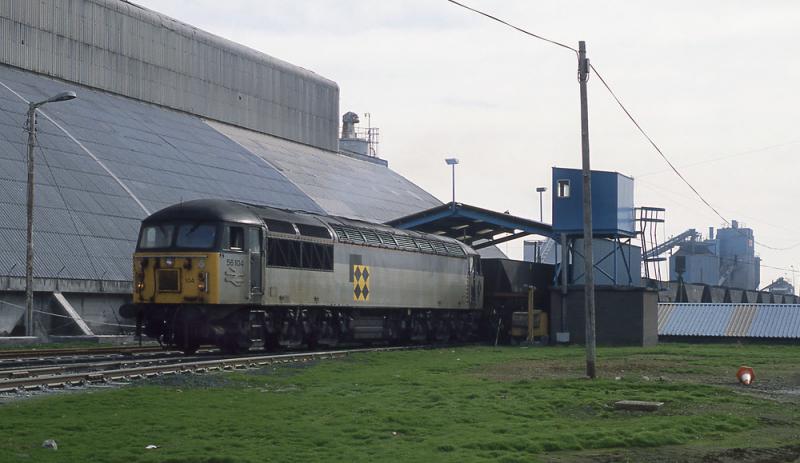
top-left (578, 41), bottom-right (597, 379)
top-left (25, 105), bottom-right (36, 337)
top-left (560, 232), bottom-right (568, 336)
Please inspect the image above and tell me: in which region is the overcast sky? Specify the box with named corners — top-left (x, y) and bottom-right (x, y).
top-left (135, 0), bottom-right (800, 286)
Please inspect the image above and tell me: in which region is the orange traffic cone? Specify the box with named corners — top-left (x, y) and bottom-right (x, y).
top-left (736, 366), bottom-right (755, 386)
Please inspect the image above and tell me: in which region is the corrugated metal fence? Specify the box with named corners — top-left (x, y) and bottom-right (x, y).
top-left (658, 303), bottom-right (800, 338)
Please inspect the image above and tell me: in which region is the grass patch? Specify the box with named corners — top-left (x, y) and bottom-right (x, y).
top-left (1, 344), bottom-right (799, 462)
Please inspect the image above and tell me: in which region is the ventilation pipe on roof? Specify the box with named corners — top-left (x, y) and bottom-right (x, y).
top-left (339, 111), bottom-right (369, 157)
top-left (341, 111), bottom-right (359, 139)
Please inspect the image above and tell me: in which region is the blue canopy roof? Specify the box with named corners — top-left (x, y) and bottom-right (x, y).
top-left (386, 202), bottom-right (553, 250)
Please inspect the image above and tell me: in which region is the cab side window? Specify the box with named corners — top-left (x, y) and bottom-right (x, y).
top-left (226, 226), bottom-right (244, 251)
top-left (247, 228), bottom-right (261, 253)
top-left (472, 256), bottom-right (482, 275)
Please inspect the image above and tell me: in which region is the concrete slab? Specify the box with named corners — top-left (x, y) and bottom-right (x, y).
top-left (48, 335), bottom-right (138, 345)
top-left (615, 400), bottom-right (663, 411)
top-left (0, 336), bottom-right (39, 346)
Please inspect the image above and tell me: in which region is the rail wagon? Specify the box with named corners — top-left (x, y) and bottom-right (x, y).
top-left (121, 199), bottom-right (484, 353)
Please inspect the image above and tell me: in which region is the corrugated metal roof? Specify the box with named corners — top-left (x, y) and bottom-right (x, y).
top-left (657, 303), bottom-right (676, 331)
top-left (208, 120), bottom-right (442, 223)
top-left (0, 64), bottom-right (441, 282)
top-left (748, 305), bottom-right (800, 338)
top-left (660, 303), bottom-right (734, 336)
top-left (659, 303), bottom-right (800, 339)
top-left (725, 305), bottom-right (757, 337)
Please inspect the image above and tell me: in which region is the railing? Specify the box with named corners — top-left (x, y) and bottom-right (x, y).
top-left (340, 126), bottom-right (380, 157)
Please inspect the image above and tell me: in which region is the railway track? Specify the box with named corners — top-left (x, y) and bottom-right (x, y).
top-left (0, 346), bottom-right (422, 394)
top-left (0, 345), bottom-right (167, 360)
top-left (0, 351), bottom-right (222, 381)
top-left (0, 345), bottom-right (214, 371)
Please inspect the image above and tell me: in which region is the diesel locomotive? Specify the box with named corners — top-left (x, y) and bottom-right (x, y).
top-left (121, 199), bottom-right (484, 353)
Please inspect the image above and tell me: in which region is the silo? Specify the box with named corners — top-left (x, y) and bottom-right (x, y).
top-left (716, 221), bottom-right (758, 290)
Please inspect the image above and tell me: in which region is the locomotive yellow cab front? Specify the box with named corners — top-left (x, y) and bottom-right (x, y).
top-left (133, 252), bottom-right (219, 305)
top-left (123, 203), bottom-right (267, 354)
top-left (132, 220), bottom-right (226, 305)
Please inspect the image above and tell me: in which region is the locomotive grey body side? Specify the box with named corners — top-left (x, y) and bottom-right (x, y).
top-left (262, 242), bottom-right (477, 309)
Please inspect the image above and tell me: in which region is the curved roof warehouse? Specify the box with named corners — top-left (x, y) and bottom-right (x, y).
top-left (0, 0), bottom-right (440, 335)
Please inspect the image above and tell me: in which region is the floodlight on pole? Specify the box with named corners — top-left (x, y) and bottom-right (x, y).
top-left (39, 91), bottom-right (77, 105)
top-left (25, 90), bottom-right (77, 337)
top-left (536, 186), bottom-right (547, 222)
top-left (444, 158), bottom-right (459, 208)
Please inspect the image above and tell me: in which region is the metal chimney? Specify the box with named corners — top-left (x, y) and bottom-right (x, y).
top-left (341, 111), bottom-right (359, 139)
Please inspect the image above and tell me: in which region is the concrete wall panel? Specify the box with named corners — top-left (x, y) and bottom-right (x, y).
top-left (550, 286), bottom-right (658, 347)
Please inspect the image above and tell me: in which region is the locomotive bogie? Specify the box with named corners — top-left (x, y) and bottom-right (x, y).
top-left (138, 304), bottom-right (251, 354)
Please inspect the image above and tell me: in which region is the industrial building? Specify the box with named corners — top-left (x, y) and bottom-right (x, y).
top-left (667, 222), bottom-right (760, 290)
top-left (0, 0), bottom-right (440, 336)
top-left (764, 277), bottom-right (795, 296)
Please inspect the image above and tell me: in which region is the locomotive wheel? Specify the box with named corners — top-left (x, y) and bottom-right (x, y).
top-left (260, 313), bottom-right (281, 351)
top-left (173, 307), bottom-right (202, 355)
top-left (305, 333), bottom-right (319, 350)
top-left (220, 311), bottom-right (252, 354)
top-left (262, 330), bottom-right (281, 351)
top-left (182, 341), bottom-right (200, 355)
top-left (221, 336), bottom-right (251, 355)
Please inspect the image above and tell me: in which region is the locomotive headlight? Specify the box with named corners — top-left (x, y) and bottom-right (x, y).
top-left (164, 257), bottom-right (175, 267)
top-left (197, 259), bottom-right (206, 270)
top-left (135, 274), bottom-right (145, 290)
top-left (197, 272), bottom-right (208, 292)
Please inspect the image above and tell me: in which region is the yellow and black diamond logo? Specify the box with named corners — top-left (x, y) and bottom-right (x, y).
top-left (353, 264), bottom-right (370, 301)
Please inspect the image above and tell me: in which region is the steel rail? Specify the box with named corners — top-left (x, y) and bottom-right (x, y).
top-left (0, 348), bottom-right (217, 371)
top-left (0, 345), bottom-right (422, 393)
top-left (0, 345), bottom-right (167, 360)
top-left (0, 352), bottom-right (221, 380)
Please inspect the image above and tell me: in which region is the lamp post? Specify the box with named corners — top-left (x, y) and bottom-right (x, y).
top-left (536, 186), bottom-right (547, 222)
top-left (25, 90), bottom-right (77, 337)
top-left (444, 158), bottom-right (459, 208)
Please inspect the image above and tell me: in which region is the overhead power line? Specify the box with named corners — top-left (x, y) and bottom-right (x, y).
top-left (588, 65), bottom-right (800, 252)
top-left (636, 139), bottom-right (800, 178)
top-left (587, 66), bottom-right (728, 229)
top-left (445, 0), bottom-right (577, 54)
top-left (444, 0), bottom-right (800, 252)
top-left (761, 263), bottom-right (796, 273)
